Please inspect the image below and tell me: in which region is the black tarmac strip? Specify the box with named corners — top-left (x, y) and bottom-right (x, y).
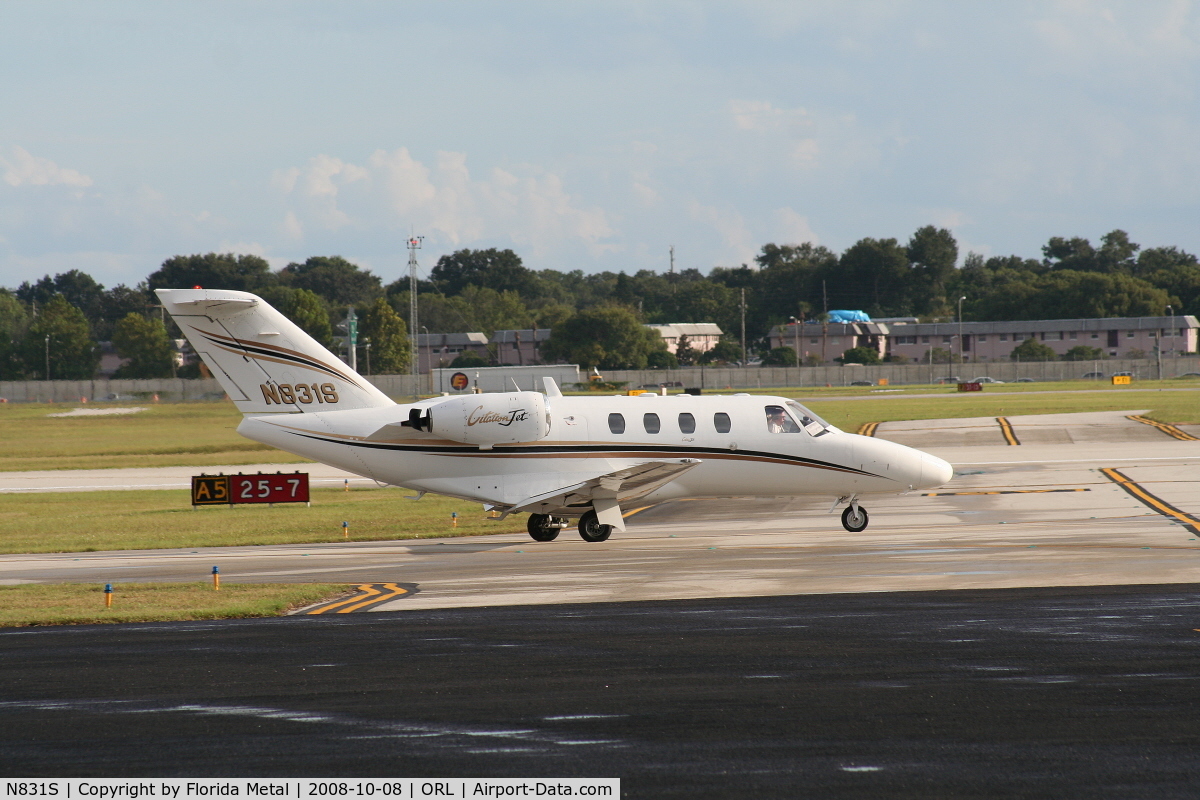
top-left (3, 585), bottom-right (1200, 798)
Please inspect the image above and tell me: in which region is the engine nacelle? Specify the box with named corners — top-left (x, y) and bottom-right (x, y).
top-left (425, 391), bottom-right (550, 447)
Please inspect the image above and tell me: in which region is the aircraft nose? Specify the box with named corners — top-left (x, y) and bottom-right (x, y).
top-left (918, 453), bottom-right (954, 490)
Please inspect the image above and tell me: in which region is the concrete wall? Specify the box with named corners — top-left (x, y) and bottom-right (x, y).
top-left (3, 356), bottom-right (1197, 403)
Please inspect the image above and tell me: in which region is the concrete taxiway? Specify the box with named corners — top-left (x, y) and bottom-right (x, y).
top-left (5, 409), bottom-right (1200, 795)
top-left (3, 410), bottom-right (1198, 609)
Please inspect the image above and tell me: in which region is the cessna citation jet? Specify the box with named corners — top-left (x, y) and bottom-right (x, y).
top-left (157, 289), bottom-right (954, 542)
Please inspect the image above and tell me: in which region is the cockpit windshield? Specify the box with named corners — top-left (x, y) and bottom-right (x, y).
top-left (786, 401), bottom-right (833, 436)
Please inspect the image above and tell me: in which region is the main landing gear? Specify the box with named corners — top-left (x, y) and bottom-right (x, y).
top-left (526, 510), bottom-right (614, 542)
top-left (526, 513), bottom-right (568, 542)
top-left (577, 509), bottom-right (614, 542)
top-left (841, 504), bottom-right (869, 532)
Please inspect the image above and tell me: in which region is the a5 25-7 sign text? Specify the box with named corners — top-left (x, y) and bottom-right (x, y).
top-left (192, 472), bottom-right (311, 507)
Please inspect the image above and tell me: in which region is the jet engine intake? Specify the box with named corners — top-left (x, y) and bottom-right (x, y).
top-left (428, 391), bottom-right (551, 446)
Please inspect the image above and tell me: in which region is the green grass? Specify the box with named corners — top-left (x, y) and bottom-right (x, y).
top-left (0, 582), bottom-right (350, 627)
top-left (0, 486), bottom-right (526, 554)
top-left (0, 401), bottom-right (306, 471)
top-left (802, 386), bottom-right (1200, 433)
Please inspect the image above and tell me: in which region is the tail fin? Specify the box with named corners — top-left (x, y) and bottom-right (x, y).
top-left (156, 288), bottom-right (394, 414)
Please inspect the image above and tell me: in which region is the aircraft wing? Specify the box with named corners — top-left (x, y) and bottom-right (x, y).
top-left (501, 459), bottom-right (701, 531)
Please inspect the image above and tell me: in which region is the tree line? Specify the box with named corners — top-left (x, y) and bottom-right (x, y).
top-left (1, 226), bottom-right (1196, 378)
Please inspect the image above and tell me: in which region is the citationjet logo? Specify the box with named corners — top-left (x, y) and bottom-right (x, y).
top-left (466, 407), bottom-right (529, 427)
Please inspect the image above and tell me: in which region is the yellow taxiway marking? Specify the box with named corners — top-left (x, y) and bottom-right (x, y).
top-left (307, 582), bottom-right (411, 614)
top-left (923, 488), bottom-right (1089, 497)
top-left (857, 422), bottom-right (880, 437)
top-left (1127, 415), bottom-right (1200, 442)
top-left (1101, 467), bottom-right (1200, 535)
top-left (996, 416), bottom-right (1021, 446)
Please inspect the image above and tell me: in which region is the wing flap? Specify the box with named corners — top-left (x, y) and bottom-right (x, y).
top-left (501, 459), bottom-right (701, 531)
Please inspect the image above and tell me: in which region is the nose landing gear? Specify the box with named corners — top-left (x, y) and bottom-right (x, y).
top-left (841, 503), bottom-right (869, 532)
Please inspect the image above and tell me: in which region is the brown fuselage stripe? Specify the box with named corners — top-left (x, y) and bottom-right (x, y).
top-left (284, 429), bottom-right (879, 478)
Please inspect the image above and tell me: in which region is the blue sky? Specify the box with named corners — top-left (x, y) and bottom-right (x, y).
top-left (2, 1), bottom-right (1198, 291)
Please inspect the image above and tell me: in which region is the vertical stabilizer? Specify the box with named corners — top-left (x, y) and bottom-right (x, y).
top-left (156, 288), bottom-right (394, 414)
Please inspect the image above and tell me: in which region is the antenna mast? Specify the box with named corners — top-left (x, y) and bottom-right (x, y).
top-left (407, 235), bottom-right (423, 398)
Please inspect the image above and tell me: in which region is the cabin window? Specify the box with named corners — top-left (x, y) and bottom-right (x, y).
top-left (608, 413), bottom-right (625, 434)
top-left (765, 405), bottom-right (801, 433)
top-left (643, 413), bottom-right (660, 434)
top-left (678, 412), bottom-right (696, 434)
top-left (714, 412), bottom-right (731, 433)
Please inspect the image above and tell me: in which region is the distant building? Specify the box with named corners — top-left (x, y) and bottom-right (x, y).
top-left (646, 323), bottom-right (723, 354)
top-left (490, 328), bottom-right (552, 366)
top-left (886, 315), bottom-right (1200, 362)
top-left (415, 332), bottom-right (490, 372)
top-left (768, 321), bottom-right (890, 363)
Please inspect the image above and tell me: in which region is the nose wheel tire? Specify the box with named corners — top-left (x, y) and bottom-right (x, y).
top-left (527, 513), bottom-right (563, 542)
top-left (578, 509), bottom-right (614, 542)
top-left (841, 505), bottom-right (869, 532)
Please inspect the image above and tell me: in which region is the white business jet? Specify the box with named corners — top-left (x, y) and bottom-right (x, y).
top-left (157, 289), bottom-right (953, 542)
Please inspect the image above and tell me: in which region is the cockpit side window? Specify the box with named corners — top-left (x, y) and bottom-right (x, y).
top-left (765, 404), bottom-right (801, 433)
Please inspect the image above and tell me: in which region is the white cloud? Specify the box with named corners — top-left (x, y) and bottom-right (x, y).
top-left (689, 200), bottom-right (755, 266)
top-left (773, 208), bottom-right (819, 245)
top-left (1, 146), bottom-right (92, 188)
top-left (730, 99), bottom-right (810, 132)
top-left (790, 138), bottom-right (820, 168)
top-left (276, 147), bottom-right (615, 258)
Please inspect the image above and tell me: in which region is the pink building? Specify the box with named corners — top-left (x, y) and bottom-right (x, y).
top-left (886, 315), bottom-right (1199, 363)
top-left (646, 323), bottom-right (723, 354)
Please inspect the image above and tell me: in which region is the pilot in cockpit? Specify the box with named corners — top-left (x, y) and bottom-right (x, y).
top-left (765, 405), bottom-right (800, 433)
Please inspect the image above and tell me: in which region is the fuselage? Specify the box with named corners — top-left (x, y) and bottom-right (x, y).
top-left (237, 392), bottom-right (953, 511)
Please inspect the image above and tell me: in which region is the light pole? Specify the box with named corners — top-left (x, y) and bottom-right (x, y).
top-left (362, 338), bottom-right (371, 376)
top-left (421, 325), bottom-right (429, 394)
top-left (958, 296), bottom-right (966, 365)
top-left (1167, 305), bottom-right (1175, 361)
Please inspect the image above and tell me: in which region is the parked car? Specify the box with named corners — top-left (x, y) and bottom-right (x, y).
top-left (1081, 372), bottom-right (1105, 379)
top-left (970, 377), bottom-right (1004, 384)
top-left (849, 380), bottom-right (873, 386)
top-left (1014, 377), bottom-right (1035, 383)
top-left (1111, 371), bottom-right (1133, 378)
top-left (935, 376), bottom-right (961, 384)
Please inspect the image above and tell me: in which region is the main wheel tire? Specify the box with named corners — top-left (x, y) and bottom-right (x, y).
top-left (527, 513), bottom-right (561, 542)
top-left (841, 505), bottom-right (869, 532)
top-left (578, 509), bottom-right (613, 542)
